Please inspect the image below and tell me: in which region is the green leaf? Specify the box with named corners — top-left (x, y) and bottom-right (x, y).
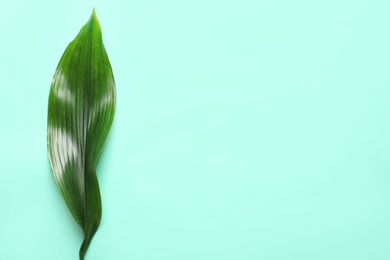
top-left (47, 9), bottom-right (116, 260)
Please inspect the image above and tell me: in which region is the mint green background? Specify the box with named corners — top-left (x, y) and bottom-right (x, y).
top-left (1, 0), bottom-right (390, 259)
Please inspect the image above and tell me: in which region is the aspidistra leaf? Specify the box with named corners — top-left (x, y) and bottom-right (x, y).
top-left (47, 9), bottom-right (116, 259)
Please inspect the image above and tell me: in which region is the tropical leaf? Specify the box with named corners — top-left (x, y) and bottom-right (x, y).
top-left (47, 9), bottom-right (116, 260)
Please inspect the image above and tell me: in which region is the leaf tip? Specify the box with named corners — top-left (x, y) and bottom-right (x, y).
top-left (85, 7), bottom-right (102, 36)
top-left (92, 7), bottom-right (97, 17)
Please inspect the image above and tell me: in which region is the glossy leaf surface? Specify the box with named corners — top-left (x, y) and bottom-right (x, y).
top-left (47, 9), bottom-right (116, 260)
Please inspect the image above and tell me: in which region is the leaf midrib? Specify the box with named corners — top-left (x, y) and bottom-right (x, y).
top-left (81, 17), bottom-right (95, 233)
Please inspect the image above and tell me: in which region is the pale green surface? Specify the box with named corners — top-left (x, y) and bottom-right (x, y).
top-left (1, 0), bottom-right (390, 259)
